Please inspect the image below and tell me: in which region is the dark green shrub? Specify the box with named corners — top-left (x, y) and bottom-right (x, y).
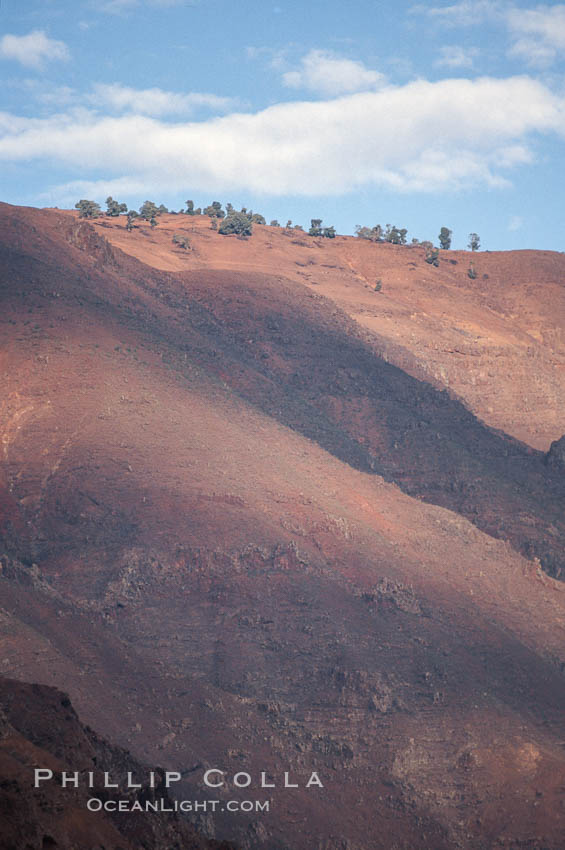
top-left (438, 227), bottom-right (452, 249)
top-left (203, 201), bottom-right (225, 218)
top-left (105, 196), bottom-right (127, 217)
top-left (139, 201), bottom-right (161, 225)
top-left (75, 199), bottom-right (101, 218)
top-left (218, 211), bottom-right (253, 236)
top-left (172, 234), bottom-right (190, 250)
top-left (355, 225), bottom-right (383, 242)
top-left (126, 210), bottom-right (138, 231)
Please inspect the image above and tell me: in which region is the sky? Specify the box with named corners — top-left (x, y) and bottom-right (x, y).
top-left (1, 0), bottom-right (564, 250)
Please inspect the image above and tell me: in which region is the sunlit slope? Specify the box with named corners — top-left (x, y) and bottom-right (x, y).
top-left (85, 210), bottom-right (565, 451)
top-left (1, 203), bottom-right (565, 848)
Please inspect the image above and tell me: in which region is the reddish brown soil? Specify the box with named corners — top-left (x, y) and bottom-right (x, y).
top-left (1, 203), bottom-right (565, 849)
top-left (83, 211), bottom-right (565, 451)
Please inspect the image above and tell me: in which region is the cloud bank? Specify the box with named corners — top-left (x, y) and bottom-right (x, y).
top-left (1, 76), bottom-right (563, 201)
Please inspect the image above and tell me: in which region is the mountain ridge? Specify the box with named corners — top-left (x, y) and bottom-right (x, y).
top-left (1, 202), bottom-right (565, 848)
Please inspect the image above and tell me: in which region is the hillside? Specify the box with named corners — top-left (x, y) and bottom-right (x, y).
top-left (1, 202), bottom-right (565, 849)
top-left (85, 210), bottom-right (565, 452)
top-left (0, 676), bottom-right (235, 850)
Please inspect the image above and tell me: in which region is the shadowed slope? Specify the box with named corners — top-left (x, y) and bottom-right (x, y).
top-left (1, 204), bottom-right (563, 578)
top-left (2, 204), bottom-right (565, 849)
top-left (85, 209), bottom-right (565, 451)
top-left (0, 676), bottom-right (235, 850)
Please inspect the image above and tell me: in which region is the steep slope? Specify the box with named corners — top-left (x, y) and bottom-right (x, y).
top-left (85, 210), bottom-right (565, 451)
top-left (3, 205), bottom-right (563, 578)
top-left (1, 203), bottom-right (565, 849)
top-left (0, 675), bottom-right (234, 850)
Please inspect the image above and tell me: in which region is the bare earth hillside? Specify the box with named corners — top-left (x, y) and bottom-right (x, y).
top-left (86, 211), bottom-right (565, 451)
top-left (1, 203), bottom-right (565, 849)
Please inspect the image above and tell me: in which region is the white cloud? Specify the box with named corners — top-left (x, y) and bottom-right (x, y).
top-left (282, 49), bottom-right (385, 96)
top-left (506, 5), bottom-right (565, 66)
top-left (37, 83), bottom-right (237, 116)
top-left (0, 30), bottom-right (70, 70)
top-left (414, 2), bottom-right (565, 67)
top-left (435, 45), bottom-right (479, 67)
top-left (88, 84), bottom-right (237, 116)
top-left (39, 86), bottom-right (77, 108)
top-left (413, 0), bottom-right (500, 27)
top-left (1, 75), bottom-right (564, 201)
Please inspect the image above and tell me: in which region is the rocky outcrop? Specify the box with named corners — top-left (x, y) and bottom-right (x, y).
top-left (0, 676), bottom-right (235, 850)
top-left (546, 435), bottom-right (565, 471)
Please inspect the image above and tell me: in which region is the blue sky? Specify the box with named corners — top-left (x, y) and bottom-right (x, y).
top-left (1, 0), bottom-right (564, 250)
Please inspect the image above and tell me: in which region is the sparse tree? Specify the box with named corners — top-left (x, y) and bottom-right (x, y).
top-left (75, 199), bottom-right (101, 219)
top-left (439, 227), bottom-right (452, 250)
top-left (309, 218), bottom-right (323, 237)
top-left (203, 201), bottom-right (225, 218)
top-left (218, 211), bottom-right (253, 237)
top-left (270, 219), bottom-right (280, 227)
top-left (468, 232), bottom-right (480, 251)
top-left (158, 204), bottom-right (169, 215)
top-left (467, 262), bottom-right (477, 279)
top-left (185, 200), bottom-right (195, 215)
top-left (126, 209), bottom-right (139, 231)
top-left (105, 196), bottom-right (128, 217)
top-left (286, 220), bottom-right (293, 228)
top-left (172, 234), bottom-right (190, 250)
top-left (425, 246), bottom-right (440, 267)
top-left (250, 213), bottom-right (266, 224)
top-left (355, 224), bottom-right (383, 242)
top-left (139, 201), bottom-right (161, 225)
top-left (323, 226), bottom-right (336, 239)
top-left (384, 225), bottom-right (407, 245)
